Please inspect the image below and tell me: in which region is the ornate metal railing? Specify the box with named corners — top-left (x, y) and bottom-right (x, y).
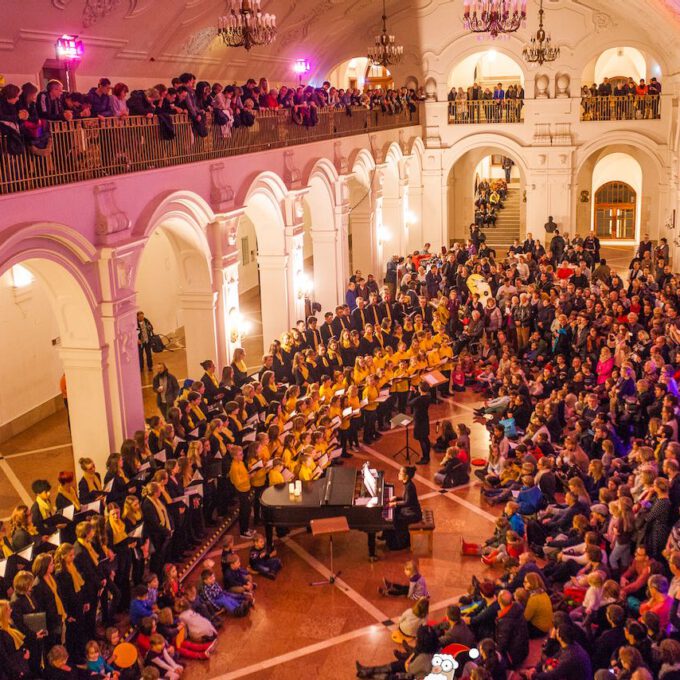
top-left (0, 105), bottom-right (420, 195)
top-left (580, 95), bottom-right (660, 121)
top-left (448, 99), bottom-right (524, 124)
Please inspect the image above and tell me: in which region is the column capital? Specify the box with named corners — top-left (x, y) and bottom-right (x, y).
top-left (58, 346), bottom-right (106, 370)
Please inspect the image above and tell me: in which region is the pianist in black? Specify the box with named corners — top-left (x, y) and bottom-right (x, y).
top-left (380, 466), bottom-right (422, 551)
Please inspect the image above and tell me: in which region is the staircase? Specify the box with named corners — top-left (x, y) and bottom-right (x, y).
top-left (481, 181), bottom-right (521, 249)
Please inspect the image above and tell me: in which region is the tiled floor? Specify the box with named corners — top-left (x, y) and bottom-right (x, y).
top-left (0, 244), bottom-right (635, 676)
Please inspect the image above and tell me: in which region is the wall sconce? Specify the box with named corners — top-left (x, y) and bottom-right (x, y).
top-left (377, 226), bottom-right (392, 247)
top-left (580, 190), bottom-right (590, 204)
top-left (296, 271), bottom-right (313, 300)
top-left (228, 308), bottom-right (251, 344)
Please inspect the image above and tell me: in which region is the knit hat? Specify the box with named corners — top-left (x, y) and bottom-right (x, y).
top-left (591, 503), bottom-right (609, 517)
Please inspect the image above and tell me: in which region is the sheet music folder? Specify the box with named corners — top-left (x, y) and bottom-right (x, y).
top-left (390, 413), bottom-right (413, 428)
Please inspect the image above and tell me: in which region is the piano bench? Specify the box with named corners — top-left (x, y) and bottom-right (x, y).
top-left (409, 511), bottom-right (435, 555)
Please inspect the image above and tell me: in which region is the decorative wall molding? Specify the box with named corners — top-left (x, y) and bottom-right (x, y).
top-left (94, 183), bottom-right (131, 245)
top-left (283, 151), bottom-right (303, 190)
top-left (209, 163), bottom-right (236, 213)
top-left (18, 29), bottom-right (128, 49)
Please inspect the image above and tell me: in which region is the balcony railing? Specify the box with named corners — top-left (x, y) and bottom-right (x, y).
top-left (448, 99), bottom-right (524, 125)
top-left (580, 95), bottom-right (660, 122)
top-left (0, 105), bottom-right (420, 195)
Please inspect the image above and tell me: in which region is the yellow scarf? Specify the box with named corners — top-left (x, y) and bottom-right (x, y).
top-left (190, 404), bottom-right (205, 422)
top-left (57, 484), bottom-right (80, 511)
top-left (148, 496), bottom-right (170, 529)
top-left (161, 488), bottom-right (172, 505)
top-left (213, 430), bottom-right (227, 453)
top-left (66, 562), bottom-right (84, 593)
top-left (36, 496), bottom-right (53, 520)
top-left (44, 574), bottom-right (66, 621)
top-left (255, 393), bottom-right (267, 407)
top-left (78, 538), bottom-right (99, 566)
top-left (83, 472), bottom-right (102, 492)
top-left (235, 360), bottom-right (247, 373)
top-left (207, 372), bottom-right (219, 388)
top-left (1, 538), bottom-right (12, 559)
top-left (0, 622), bottom-right (24, 650)
top-left (109, 516), bottom-right (128, 545)
top-left (229, 415), bottom-right (243, 431)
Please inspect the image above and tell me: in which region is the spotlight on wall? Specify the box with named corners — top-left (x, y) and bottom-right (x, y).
top-left (293, 58), bottom-right (311, 85)
top-left (11, 264), bottom-right (33, 289)
top-left (228, 308), bottom-right (251, 343)
top-left (55, 34), bottom-right (84, 91)
top-left (405, 211), bottom-right (417, 226)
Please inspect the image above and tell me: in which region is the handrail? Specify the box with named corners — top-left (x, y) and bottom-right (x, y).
top-left (0, 105), bottom-right (420, 195)
top-left (448, 99), bottom-right (524, 125)
top-left (580, 94), bottom-right (660, 121)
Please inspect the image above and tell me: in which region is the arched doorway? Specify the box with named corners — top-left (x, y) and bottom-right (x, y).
top-left (594, 182), bottom-right (637, 241)
top-left (447, 146), bottom-right (525, 248)
top-left (135, 198), bottom-right (216, 409)
top-left (0, 244), bottom-right (111, 474)
top-left (348, 150), bottom-right (378, 278)
top-left (448, 49), bottom-right (525, 92)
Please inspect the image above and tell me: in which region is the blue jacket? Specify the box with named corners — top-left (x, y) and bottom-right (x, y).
top-left (129, 598), bottom-right (153, 626)
top-left (493, 89), bottom-right (505, 100)
top-left (517, 485), bottom-right (543, 515)
top-left (508, 512), bottom-right (525, 536)
top-left (87, 88), bottom-right (114, 117)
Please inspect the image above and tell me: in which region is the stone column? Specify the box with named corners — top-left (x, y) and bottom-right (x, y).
top-left (207, 214), bottom-right (242, 367)
top-left (257, 253), bottom-right (291, 343)
top-left (59, 346), bottom-right (118, 474)
top-left (97, 243), bottom-right (146, 453)
top-left (178, 291), bottom-right (219, 378)
top-left (310, 225), bottom-right (340, 315)
top-left (422, 151), bottom-right (448, 250)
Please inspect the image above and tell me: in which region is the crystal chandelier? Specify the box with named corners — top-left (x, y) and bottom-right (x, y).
top-left (522, 0), bottom-right (559, 65)
top-left (367, 0), bottom-right (404, 67)
top-left (463, 0), bottom-right (526, 39)
top-left (217, 0), bottom-right (277, 51)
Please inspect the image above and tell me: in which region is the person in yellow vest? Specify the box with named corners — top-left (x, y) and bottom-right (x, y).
top-left (298, 455), bottom-right (317, 481)
top-left (347, 385), bottom-right (362, 450)
top-left (338, 395), bottom-right (354, 457)
top-left (228, 446), bottom-right (254, 539)
top-left (248, 439), bottom-right (270, 525)
top-left (362, 374), bottom-right (380, 444)
top-left (392, 358), bottom-right (411, 414)
top-left (268, 458), bottom-right (286, 486)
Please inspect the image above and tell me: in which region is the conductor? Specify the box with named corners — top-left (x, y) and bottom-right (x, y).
top-left (408, 383), bottom-right (432, 465)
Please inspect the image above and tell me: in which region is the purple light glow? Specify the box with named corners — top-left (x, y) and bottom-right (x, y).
top-left (56, 35), bottom-right (84, 61)
top-left (293, 58), bottom-right (311, 75)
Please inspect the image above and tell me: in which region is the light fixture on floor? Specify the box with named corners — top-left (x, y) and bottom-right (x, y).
top-left (218, 0), bottom-right (277, 51)
top-left (228, 308), bottom-right (252, 343)
top-left (522, 0), bottom-right (560, 65)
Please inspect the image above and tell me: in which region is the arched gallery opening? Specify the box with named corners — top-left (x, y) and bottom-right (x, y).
top-left (327, 57), bottom-right (393, 91)
top-left (447, 147), bottom-right (525, 249)
top-left (448, 49), bottom-right (525, 92)
top-left (575, 145), bottom-right (662, 260)
top-left (581, 46), bottom-right (659, 87)
top-left (135, 211), bottom-right (216, 414)
top-left (0, 254), bottom-right (110, 479)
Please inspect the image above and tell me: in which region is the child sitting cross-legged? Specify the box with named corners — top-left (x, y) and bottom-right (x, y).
top-left (144, 633), bottom-right (184, 680)
top-left (480, 528), bottom-right (525, 566)
top-left (86, 640), bottom-right (119, 679)
top-left (378, 559), bottom-right (429, 599)
top-left (183, 583), bottom-right (219, 625)
top-left (175, 597), bottom-right (218, 642)
top-left (199, 568), bottom-right (252, 617)
top-left (249, 532), bottom-right (283, 580)
top-left (130, 584), bottom-right (155, 627)
top-left (222, 554), bottom-right (256, 605)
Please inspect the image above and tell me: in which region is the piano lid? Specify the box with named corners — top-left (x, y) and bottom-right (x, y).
top-left (321, 467), bottom-right (357, 507)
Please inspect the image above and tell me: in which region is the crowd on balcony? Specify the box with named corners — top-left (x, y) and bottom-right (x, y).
top-left (448, 82), bottom-right (525, 123)
top-left (0, 73), bottom-right (422, 157)
top-left (581, 77), bottom-right (662, 121)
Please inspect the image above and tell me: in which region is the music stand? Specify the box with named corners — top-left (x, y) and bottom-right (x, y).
top-left (310, 516), bottom-right (350, 586)
top-left (391, 413), bottom-right (415, 463)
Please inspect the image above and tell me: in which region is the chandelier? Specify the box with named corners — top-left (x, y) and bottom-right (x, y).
top-left (463, 0), bottom-right (526, 39)
top-left (217, 0), bottom-right (277, 51)
top-left (522, 0), bottom-right (559, 65)
top-left (367, 0), bottom-right (404, 67)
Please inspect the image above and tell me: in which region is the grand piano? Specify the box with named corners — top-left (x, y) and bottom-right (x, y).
top-left (260, 463), bottom-right (394, 558)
